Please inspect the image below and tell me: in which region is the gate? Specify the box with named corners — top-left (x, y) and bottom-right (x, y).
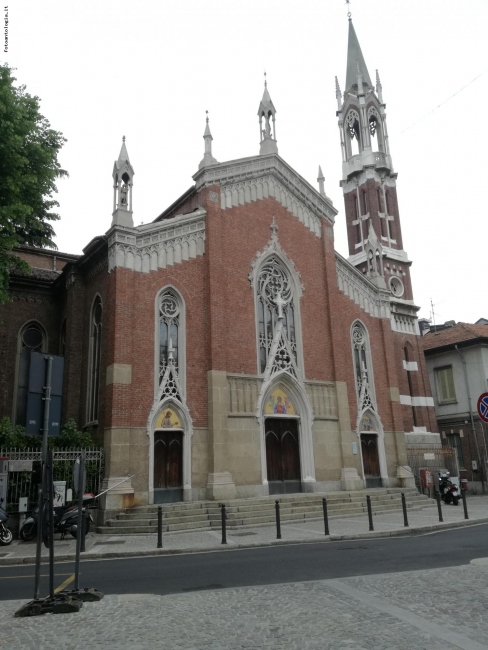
top-left (0, 448), bottom-right (104, 512)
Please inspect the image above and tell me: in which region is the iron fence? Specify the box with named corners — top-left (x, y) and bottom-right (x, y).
top-left (406, 445), bottom-right (457, 496)
top-left (0, 448), bottom-right (104, 512)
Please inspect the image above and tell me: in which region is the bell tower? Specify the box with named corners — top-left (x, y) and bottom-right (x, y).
top-left (112, 136), bottom-right (135, 228)
top-left (258, 74), bottom-right (278, 155)
top-left (337, 19), bottom-right (413, 300)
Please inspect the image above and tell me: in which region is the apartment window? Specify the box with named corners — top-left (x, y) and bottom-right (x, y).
top-left (435, 366), bottom-right (456, 404)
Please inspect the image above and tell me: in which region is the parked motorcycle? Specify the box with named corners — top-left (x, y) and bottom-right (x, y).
top-left (19, 493), bottom-right (94, 542)
top-left (0, 497), bottom-right (13, 546)
top-left (438, 472), bottom-right (460, 506)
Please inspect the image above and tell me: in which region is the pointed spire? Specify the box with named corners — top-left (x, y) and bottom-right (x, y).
top-left (112, 135), bottom-right (135, 228)
top-left (117, 135), bottom-right (130, 164)
top-left (258, 73), bottom-right (278, 155)
top-left (199, 110), bottom-right (218, 169)
top-left (317, 166), bottom-right (326, 197)
top-left (335, 76), bottom-right (342, 111)
top-left (367, 221), bottom-right (378, 246)
top-left (345, 19), bottom-right (372, 93)
top-left (375, 69), bottom-right (383, 103)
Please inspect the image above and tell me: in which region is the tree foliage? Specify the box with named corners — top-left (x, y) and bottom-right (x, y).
top-left (0, 417), bottom-right (96, 449)
top-left (0, 64), bottom-right (67, 304)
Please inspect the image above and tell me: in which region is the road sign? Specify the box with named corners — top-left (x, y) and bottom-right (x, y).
top-left (477, 392), bottom-right (488, 423)
top-left (73, 457), bottom-right (86, 495)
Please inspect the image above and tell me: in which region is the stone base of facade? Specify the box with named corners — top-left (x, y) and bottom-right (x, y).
top-left (98, 476), bottom-right (135, 525)
top-left (341, 467), bottom-right (363, 491)
top-left (206, 472), bottom-right (237, 500)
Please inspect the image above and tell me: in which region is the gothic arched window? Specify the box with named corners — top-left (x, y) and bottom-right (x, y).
top-left (257, 256), bottom-right (297, 374)
top-left (157, 288), bottom-right (185, 393)
top-left (87, 297), bottom-right (102, 423)
top-left (15, 322), bottom-right (46, 426)
top-left (351, 321), bottom-right (376, 410)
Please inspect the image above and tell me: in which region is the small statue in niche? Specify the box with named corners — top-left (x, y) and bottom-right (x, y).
top-left (120, 183), bottom-right (129, 207)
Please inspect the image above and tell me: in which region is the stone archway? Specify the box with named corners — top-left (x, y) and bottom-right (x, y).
top-left (147, 399), bottom-right (192, 504)
top-left (258, 375), bottom-right (315, 494)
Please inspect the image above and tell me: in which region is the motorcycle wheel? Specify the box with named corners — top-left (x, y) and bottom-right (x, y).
top-left (453, 497), bottom-right (459, 506)
top-left (20, 521), bottom-right (38, 542)
top-left (69, 518), bottom-right (91, 539)
top-left (0, 526), bottom-right (13, 546)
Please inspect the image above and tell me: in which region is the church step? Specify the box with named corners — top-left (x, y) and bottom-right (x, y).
top-left (98, 489), bottom-right (433, 534)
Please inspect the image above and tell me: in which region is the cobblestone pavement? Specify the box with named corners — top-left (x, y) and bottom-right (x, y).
top-left (1, 496), bottom-right (488, 566)
top-left (2, 561), bottom-right (488, 649)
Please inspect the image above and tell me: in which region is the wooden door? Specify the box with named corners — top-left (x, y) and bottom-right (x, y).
top-left (154, 431), bottom-right (183, 503)
top-left (265, 419), bottom-right (301, 495)
top-left (361, 433), bottom-right (382, 488)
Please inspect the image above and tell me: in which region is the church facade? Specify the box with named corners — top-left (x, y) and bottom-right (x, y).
top-left (0, 20), bottom-right (439, 521)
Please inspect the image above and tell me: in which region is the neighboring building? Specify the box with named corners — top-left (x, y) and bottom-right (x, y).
top-left (0, 19), bottom-right (438, 521)
top-left (421, 321), bottom-right (488, 492)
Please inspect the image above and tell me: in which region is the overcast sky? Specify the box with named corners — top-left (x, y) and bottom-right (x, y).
top-left (6, 0), bottom-right (488, 325)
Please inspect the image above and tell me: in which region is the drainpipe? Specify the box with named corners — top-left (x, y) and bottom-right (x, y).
top-left (455, 345), bottom-right (485, 494)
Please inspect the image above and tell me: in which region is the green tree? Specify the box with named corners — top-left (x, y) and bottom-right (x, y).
top-left (0, 64), bottom-right (67, 304)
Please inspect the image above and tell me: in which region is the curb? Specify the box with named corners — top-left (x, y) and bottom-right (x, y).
top-left (1, 517), bottom-right (488, 566)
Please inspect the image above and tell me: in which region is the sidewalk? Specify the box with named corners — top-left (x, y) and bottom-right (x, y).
top-left (2, 495), bottom-right (488, 566)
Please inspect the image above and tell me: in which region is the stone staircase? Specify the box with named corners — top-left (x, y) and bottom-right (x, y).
top-left (97, 487), bottom-right (432, 535)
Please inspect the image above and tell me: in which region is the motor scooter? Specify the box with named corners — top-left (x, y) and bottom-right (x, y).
top-left (438, 472), bottom-right (460, 505)
top-left (19, 493), bottom-right (94, 541)
top-left (0, 497), bottom-right (13, 545)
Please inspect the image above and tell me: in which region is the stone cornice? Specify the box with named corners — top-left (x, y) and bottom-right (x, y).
top-left (336, 252), bottom-right (391, 319)
top-left (192, 153), bottom-right (337, 233)
top-left (107, 209), bottom-right (206, 273)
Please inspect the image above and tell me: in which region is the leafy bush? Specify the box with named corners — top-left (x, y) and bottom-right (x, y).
top-left (0, 417), bottom-right (97, 449)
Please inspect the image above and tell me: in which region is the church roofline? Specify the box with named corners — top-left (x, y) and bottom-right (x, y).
top-left (153, 186), bottom-right (196, 223)
top-left (192, 152), bottom-right (337, 223)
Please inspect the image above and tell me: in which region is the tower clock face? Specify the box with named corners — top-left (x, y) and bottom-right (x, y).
top-left (389, 276), bottom-right (404, 297)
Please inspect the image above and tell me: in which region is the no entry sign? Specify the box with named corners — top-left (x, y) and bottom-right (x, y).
top-left (477, 393), bottom-right (488, 423)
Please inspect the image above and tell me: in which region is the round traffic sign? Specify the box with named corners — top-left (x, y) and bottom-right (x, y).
top-left (477, 393), bottom-right (488, 423)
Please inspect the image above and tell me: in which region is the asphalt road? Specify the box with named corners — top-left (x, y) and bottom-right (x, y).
top-left (1, 523), bottom-right (487, 602)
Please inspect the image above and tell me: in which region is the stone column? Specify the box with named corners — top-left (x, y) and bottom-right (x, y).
top-left (206, 369), bottom-right (236, 500)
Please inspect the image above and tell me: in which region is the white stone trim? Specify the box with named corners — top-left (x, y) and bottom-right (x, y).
top-left (400, 395), bottom-right (435, 407)
top-left (192, 152), bottom-right (337, 229)
top-left (153, 286), bottom-right (187, 399)
top-left (348, 246), bottom-right (410, 267)
top-left (249, 229), bottom-right (305, 378)
top-left (336, 253), bottom-right (391, 319)
top-left (403, 360), bottom-right (418, 371)
top-left (107, 209), bottom-right (206, 273)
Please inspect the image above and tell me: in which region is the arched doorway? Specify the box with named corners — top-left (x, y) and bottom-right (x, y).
top-left (359, 412), bottom-right (382, 488)
top-left (265, 418), bottom-right (301, 495)
top-left (151, 405), bottom-right (187, 504)
top-left (154, 429), bottom-right (183, 503)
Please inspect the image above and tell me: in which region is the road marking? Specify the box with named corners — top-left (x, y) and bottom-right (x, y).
top-left (0, 573), bottom-right (72, 580)
top-left (54, 573), bottom-right (75, 593)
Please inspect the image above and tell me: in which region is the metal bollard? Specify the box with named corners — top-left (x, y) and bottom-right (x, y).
top-left (275, 500), bottom-right (282, 539)
top-left (80, 509), bottom-right (87, 552)
top-left (435, 491), bottom-right (444, 522)
top-left (221, 503), bottom-right (227, 544)
top-left (157, 506), bottom-right (163, 548)
top-left (322, 498), bottom-right (330, 536)
top-left (366, 495), bottom-right (374, 531)
top-left (462, 491), bottom-right (469, 520)
top-left (401, 492), bottom-right (409, 527)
